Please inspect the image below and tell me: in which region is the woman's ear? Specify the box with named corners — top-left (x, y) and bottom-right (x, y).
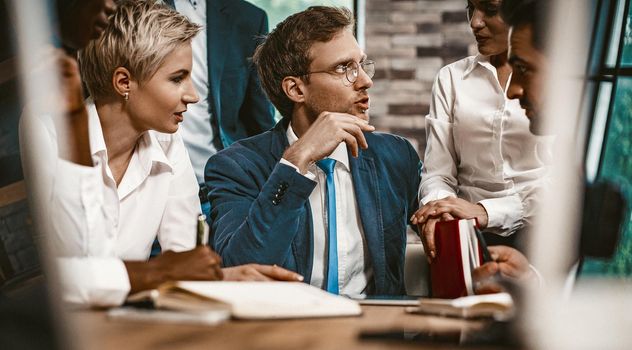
top-left (282, 76), bottom-right (306, 104)
top-left (112, 67), bottom-right (132, 99)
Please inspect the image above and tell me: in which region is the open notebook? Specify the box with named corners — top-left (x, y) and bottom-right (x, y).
top-left (125, 281), bottom-right (362, 320)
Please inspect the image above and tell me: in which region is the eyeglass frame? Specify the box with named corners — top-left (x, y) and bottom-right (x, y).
top-left (296, 60), bottom-right (376, 84)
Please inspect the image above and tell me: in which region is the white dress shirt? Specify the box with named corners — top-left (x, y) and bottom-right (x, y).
top-left (281, 125), bottom-right (373, 295)
top-left (21, 101), bottom-right (200, 306)
top-left (174, 0), bottom-right (217, 183)
top-left (420, 55), bottom-right (553, 236)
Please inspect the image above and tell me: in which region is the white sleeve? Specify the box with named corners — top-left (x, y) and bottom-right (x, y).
top-left (478, 179), bottom-right (544, 236)
top-left (57, 257), bottom-right (130, 307)
top-left (419, 68), bottom-right (459, 204)
top-left (156, 133), bottom-right (202, 252)
top-left (20, 111), bottom-right (110, 255)
top-left (20, 111), bottom-right (128, 307)
top-left (478, 195), bottom-right (524, 236)
top-left (49, 158), bottom-right (112, 256)
top-left (280, 158), bottom-right (317, 181)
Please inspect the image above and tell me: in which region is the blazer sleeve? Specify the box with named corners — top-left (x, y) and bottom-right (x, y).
top-left (240, 10), bottom-right (276, 135)
top-left (205, 150), bottom-right (316, 266)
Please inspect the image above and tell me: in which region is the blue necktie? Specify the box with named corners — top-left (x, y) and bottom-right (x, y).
top-left (316, 158), bottom-right (338, 294)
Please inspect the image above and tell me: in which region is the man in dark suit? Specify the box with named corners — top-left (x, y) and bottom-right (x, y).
top-left (205, 6), bottom-right (421, 295)
top-left (164, 0), bottom-right (275, 213)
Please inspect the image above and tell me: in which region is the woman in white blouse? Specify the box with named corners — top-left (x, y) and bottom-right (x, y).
top-left (21, 0), bottom-right (301, 307)
top-left (411, 0), bottom-right (551, 260)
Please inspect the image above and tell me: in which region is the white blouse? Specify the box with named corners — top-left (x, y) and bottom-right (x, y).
top-left (419, 55), bottom-right (553, 236)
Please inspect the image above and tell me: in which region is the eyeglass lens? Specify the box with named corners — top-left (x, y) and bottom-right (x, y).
top-left (346, 61), bottom-right (375, 83)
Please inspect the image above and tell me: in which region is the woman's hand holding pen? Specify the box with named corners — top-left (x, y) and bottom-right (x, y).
top-left (410, 197), bottom-right (489, 262)
top-left (194, 215), bottom-right (304, 283)
top-left (125, 246), bottom-right (223, 294)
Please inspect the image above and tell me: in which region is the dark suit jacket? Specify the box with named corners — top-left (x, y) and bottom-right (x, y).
top-left (205, 120), bottom-right (421, 295)
top-left (165, 0), bottom-right (275, 148)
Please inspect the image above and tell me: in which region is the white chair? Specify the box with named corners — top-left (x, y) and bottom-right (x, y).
top-left (404, 240), bottom-right (430, 296)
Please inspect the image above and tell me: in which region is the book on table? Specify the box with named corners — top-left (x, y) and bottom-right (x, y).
top-left (123, 281), bottom-right (362, 320)
top-left (429, 218), bottom-right (484, 299)
top-left (406, 293), bottom-right (514, 320)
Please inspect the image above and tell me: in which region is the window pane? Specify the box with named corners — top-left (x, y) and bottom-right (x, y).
top-left (607, 0), bottom-right (626, 66)
top-left (585, 82), bottom-right (613, 182)
top-left (246, 0), bottom-right (354, 31)
top-left (619, 0), bottom-right (632, 65)
top-left (582, 77), bottom-right (632, 275)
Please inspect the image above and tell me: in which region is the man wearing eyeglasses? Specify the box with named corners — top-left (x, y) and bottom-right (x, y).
top-left (204, 6), bottom-right (421, 295)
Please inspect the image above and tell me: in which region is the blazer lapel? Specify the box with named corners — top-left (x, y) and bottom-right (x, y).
top-left (349, 150), bottom-right (386, 294)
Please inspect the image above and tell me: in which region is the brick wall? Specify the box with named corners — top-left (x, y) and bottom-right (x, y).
top-left (364, 0), bottom-right (477, 157)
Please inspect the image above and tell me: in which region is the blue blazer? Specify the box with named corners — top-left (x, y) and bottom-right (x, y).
top-left (165, 0), bottom-right (276, 148)
top-left (205, 120), bottom-right (421, 295)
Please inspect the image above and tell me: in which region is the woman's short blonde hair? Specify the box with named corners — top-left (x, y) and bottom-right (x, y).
top-left (78, 0), bottom-right (201, 100)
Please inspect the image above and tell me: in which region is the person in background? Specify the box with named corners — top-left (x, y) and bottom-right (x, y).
top-left (163, 0), bottom-right (275, 218)
top-left (21, 0), bottom-right (300, 308)
top-left (411, 0), bottom-right (552, 261)
top-left (473, 0), bottom-right (550, 292)
top-left (205, 6), bottom-right (420, 296)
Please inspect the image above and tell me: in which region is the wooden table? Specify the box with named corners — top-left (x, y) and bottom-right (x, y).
top-left (68, 305), bottom-right (504, 350)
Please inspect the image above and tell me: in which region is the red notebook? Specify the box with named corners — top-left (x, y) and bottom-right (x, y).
top-left (428, 219), bottom-right (483, 299)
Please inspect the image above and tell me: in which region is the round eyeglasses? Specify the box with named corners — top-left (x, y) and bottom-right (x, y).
top-left (300, 60), bottom-right (375, 84)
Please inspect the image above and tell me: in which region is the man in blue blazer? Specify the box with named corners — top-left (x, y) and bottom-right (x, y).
top-left (164, 0), bottom-right (276, 205)
top-left (205, 6), bottom-right (421, 295)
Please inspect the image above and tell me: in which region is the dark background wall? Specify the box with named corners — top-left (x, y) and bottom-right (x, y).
top-left (0, 1), bottom-right (40, 288)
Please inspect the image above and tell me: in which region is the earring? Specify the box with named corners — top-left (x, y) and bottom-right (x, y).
top-left (124, 92), bottom-right (129, 101)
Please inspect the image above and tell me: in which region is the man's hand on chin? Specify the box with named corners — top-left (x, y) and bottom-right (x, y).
top-left (282, 111), bottom-right (375, 173)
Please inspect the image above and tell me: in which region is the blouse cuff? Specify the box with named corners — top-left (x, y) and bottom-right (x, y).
top-left (477, 195), bottom-right (523, 236)
top-left (420, 189), bottom-right (456, 205)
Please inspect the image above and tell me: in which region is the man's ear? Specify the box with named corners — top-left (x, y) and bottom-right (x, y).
top-left (281, 76), bottom-right (306, 103)
top-left (112, 67), bottom-right (132, 98)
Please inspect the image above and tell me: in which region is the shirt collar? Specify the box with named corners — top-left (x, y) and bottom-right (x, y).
top-left (462, 53), bottom-right (493, 79)
top-left (286, 123), bottom-right (350, 172)
top-left (86, 100), bottom-right (173, 174)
